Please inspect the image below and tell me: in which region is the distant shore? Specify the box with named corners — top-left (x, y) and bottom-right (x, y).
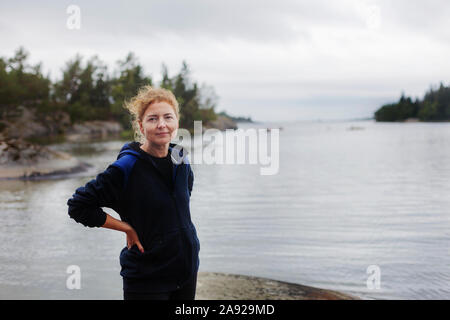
top-left (196, 272), bottom-right (359, 300)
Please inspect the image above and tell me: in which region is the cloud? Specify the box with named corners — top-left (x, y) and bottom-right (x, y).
top-left (1, 0), bottom-right (449, 121)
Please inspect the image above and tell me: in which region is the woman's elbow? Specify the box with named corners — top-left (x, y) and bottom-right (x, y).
top-left (67, 200), bottom-right (106, 228)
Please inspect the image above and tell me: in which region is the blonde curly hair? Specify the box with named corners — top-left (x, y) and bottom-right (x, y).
top-left (124, 85), bottom-right (179, 142)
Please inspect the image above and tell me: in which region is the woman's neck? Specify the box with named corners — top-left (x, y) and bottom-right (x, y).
top-left (140, 141), bottom-right (169, 158)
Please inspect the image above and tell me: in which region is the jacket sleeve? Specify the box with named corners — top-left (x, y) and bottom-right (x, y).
top-left (188, 165), bottom-right (194, 197)
top-left (67, 165), bottom-right (124, 228)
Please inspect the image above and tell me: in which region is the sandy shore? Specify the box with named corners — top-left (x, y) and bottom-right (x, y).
top-left (196, 272), bottom-right (359, 300)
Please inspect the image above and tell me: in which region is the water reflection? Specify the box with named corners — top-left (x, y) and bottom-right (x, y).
top-left (1, 121), bottom-right (449, 299)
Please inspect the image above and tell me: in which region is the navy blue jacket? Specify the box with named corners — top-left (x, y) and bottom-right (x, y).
top-left (67, 141), bottom-right (200, 293)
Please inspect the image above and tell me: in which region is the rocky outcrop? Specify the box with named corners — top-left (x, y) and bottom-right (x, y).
top-left (0, 106), bottom-right (121, 179)
top-left (206, 115), bottom-right (238, 131)
top-left (0, 106), bottom-right (122, 142)
top-left (1, 106), bottom-right (71, 140)
top-left (65, 120), bottom-right (123, 142)
top-left (0, 138), bottom-right (91, 180)
top-left (196, 272), bottom-right (359, 300)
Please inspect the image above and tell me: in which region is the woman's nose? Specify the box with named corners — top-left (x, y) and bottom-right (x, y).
top-left (157, 118), bottom-right (167, 128)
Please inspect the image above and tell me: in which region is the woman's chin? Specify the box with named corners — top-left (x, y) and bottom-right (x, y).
top-left (150, 137), bottom-right (171, 145)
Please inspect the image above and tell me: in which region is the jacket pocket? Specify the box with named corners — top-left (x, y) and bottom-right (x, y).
top-left (119, 246), bottom-right (142, 278)
top-left (138, 229), bottom-right (184, 277)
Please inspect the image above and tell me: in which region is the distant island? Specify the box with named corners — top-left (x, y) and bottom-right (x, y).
top-left (217, 111), bottom-right (254, 123)
top-left (374, 82), bottom-right (450, 122)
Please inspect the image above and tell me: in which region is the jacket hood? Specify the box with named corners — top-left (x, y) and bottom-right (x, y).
top-left (117, 141), bottom-right (190, 165)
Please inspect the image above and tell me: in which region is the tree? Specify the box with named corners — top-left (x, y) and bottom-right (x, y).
top-left (160, 61), bottom-right (216, 130)
top-left (0, 47), bottom-right (51, 113)
top-left (110, 52), bottom-right (152, 129)
top-left (374, 83), bottom-right (450, 122)
top-left (1, 47), bottom-right (223, 137)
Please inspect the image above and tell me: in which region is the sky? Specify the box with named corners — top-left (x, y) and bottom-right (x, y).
top-left (1, 0), bottom-right (450, 122)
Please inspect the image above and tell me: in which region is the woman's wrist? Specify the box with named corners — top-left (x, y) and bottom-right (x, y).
top-left (102, 213), bottom-right (132, 233)
top-left (122, 223), bottom-right (133, 234)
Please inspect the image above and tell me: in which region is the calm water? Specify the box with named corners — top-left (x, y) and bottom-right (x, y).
top-left (0, 120), bottom-right (449, 299)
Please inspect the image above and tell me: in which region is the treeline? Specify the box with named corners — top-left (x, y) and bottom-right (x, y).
top-left (375, 83), bottom-right (450, 122)
top-left (217, 111), bottom-right (253, 123)
top-left (0, 47), bottom-right (217, 132)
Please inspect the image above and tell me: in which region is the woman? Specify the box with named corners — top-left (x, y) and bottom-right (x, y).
top-left (67, 86), bottom-right (200, 300)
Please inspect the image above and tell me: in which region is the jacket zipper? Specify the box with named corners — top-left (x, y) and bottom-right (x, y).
top-left (145, 153), bottom-right (184, 228)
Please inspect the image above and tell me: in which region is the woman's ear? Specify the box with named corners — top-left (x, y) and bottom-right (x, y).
top-left (138, 121), bottom-right (145, 137)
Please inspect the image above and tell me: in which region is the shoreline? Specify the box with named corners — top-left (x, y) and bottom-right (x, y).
top-left (0, 155), bottom-right (92, 180)
top-left (0, 138), bottom-right (92, 180)
top-left (0, 161), bottom-right (92, 180)
top-left (196, 272), bottom-right (359, 300)
top-left (0, 272), bottom-right (360, 300)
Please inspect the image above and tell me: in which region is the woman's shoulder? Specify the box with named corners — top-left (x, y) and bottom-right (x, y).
top-left (110, 153), bottom-right (140, 180)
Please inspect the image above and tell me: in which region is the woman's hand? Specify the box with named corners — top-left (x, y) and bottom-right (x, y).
top-left (125, 225), bottom-right (145, 253)
top-left (101, 214), bottom-right (144, 253)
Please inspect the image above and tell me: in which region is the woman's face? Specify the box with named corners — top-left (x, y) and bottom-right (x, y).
top-left (139, 101), bottom-right (179, 147)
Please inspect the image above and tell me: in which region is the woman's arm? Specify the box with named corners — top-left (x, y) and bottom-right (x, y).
top-left (102, 214), bottom-right (144, 253)
top-left (67, 165), bottom-right (124, 227)
top-left (67, 164), bottom-right (144, 252)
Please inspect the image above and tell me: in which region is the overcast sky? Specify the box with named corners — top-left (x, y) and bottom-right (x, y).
top-left (1, 0), bottom-right (449, 122)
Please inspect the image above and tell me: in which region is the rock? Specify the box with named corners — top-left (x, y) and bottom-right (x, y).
top-left (0, 138), bottom-right (91, 180)
top-left (195, 272), bottom-right (359, 300)
top-left (0, 106), bottom-right (121, 142)
top-left (206, 115), bottom-right (238, 131)
top-left (347, 126), bottom-right (364, 131)
top-left (1, 106), bottom-right (72, 140)
top-left (66, 120), bottom-right (123, 142)
top-left (2, 106), bottom-right (70, 139)
top-left (2, 107), bottom-right (46, 139)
